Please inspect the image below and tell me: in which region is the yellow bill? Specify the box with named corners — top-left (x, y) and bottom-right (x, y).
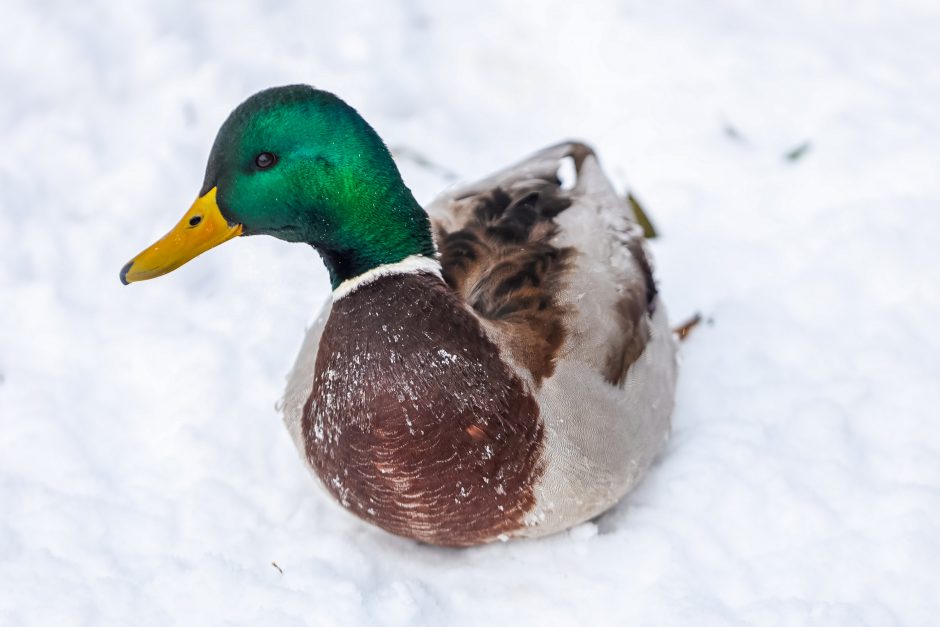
top-left (120, 187), bottom-right (243, 285)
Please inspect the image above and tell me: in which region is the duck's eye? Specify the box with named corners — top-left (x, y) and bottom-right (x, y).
top-left (255, 152), bottom-right (277, 169)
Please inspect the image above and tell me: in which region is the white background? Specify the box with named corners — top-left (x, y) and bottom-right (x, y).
top-left (1, 1), bottom-right (938, 625)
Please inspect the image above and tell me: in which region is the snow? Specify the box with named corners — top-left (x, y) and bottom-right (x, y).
top-left (2, 1), bottom-right (939, 625)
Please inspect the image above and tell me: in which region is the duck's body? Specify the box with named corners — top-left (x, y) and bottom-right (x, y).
top-left (282, 143), bottom-right (677, 545)
top-left (121, 86), bottom-right (678, 547)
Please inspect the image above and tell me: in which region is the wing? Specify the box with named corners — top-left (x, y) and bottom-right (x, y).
top-left (426, 142), bottom-right (657, 388)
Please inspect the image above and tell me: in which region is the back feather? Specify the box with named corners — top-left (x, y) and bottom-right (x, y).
top-left (428, 142), bottom-right (656, 387)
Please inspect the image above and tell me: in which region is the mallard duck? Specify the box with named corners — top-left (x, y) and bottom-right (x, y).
top-left (121, 85), bottom-right (678, 547)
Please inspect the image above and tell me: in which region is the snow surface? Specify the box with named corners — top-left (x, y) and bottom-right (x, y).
top-left (2, 1), bottom-right (939, 625)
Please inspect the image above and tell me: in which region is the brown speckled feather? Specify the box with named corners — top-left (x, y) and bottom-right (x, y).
top-left (436, 183), bottom-right (575, 385)
top-left (433, 144), bottom-right (656, 387)
top-left (602, 237), bottom-right (656, 386)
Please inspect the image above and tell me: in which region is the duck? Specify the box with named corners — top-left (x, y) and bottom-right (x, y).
top-left (120, 84), bottom-right (678, 547)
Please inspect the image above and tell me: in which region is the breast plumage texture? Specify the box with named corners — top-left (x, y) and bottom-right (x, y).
top-left (301, 274), bottom-right (544, 547)
top-left (281, 142), bottom-right (678, 544)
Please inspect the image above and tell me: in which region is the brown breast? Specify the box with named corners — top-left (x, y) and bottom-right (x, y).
top-left (302, 272), bottom-right (544, 546)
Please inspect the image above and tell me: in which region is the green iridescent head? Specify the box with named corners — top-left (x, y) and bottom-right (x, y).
top-left (121, 85), bottom-right (436, 288)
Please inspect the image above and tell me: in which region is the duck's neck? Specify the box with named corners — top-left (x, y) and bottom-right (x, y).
top-left (332, 254), bottom-right (443, 300)
top-left (313, 188), bottom-right (438, 290)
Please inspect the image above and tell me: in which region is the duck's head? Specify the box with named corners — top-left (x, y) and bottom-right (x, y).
top-left (120, 85), bottom-right (435, 289)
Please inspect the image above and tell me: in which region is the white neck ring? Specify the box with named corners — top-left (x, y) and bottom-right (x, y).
top-left (331, 255), bottom-right (443, 300)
